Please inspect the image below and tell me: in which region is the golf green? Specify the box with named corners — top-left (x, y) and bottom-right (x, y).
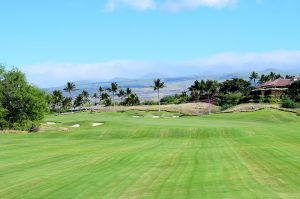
top-left (0, 109), bottom-right (299, 198)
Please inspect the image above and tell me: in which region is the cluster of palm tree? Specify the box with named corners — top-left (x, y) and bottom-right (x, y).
top-left (250, 72), bottom-right (283, 84)
top-left (50, 81), bottom-right (146, 112)
top-left (51, 90), bottom-right (72, 112)
top-left (188, 80), bottom-right (219, 114)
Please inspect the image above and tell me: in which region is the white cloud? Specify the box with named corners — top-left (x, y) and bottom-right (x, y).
top-left (162, 0), bottom-right (238, 12)
top-left (21, 51), bottom-right (300, 87)
top-left (105, 0), bottom-right (237, 12)
top-left (105, 0), bottom-right (156, 11)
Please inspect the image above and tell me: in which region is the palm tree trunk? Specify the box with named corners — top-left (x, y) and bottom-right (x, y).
top-left (158, 89), bottom-right (160, 112)
top-left (113, 92), bottom-right (115, 111)
top-left (69, 91), bottom-right (73, 112)
top-left (208, 94), bottom-right (211, 115)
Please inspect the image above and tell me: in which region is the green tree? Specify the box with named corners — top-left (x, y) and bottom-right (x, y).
top-left (288, 81), bottom-right (300, 99)
top-left (107, 82), bottom-right (118, 111)
top-left (249, 72), bottom-right (258, 86)
top-left (153, 79), bottom-right (165, 112)
top-left (188, 80), bottom-right (205, 101)
top-left (92, 93), bottom-right (98, 106)
top-left (220, 78), bottom-right (251, 95)
top-left (82, 90), bottom-right (90, 107)
top-left (62, 97), bottom-right (72, 111)
top-left (126, 88), bottom-right (132, 97)
top-left (204, 80), bottom-right (219, 114)
top-left (98, 86), bottom-right (104, 105)
top-left (101, 92), bottom-right (111, 107)
top-left (0, 67), bottom-right (48, 131)
top-left (124, 93), bottom-right (140, 106)
top-left (117, 89), bottom-right (126, 104)
top-left (63, 82), bottom-right (76, 98)
top-left (74, 94), bottom-right (84, 109)
top-left (51, 90), bottom-right (64, 112)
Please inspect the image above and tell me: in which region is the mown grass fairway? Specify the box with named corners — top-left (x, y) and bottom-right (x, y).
top-left (1, 109), bottom-right (300, 199)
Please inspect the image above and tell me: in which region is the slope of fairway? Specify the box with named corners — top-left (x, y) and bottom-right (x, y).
top-left (0, 109), bottom-right (299, 199)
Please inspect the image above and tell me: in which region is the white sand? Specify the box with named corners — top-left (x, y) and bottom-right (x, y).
top-left (132, 116), bottom-right (140, 118)
top-left (71, 124), bottom-right (80, 128)
top-left (46, 122), bottom-right (56, 125)
top-left (173, 116), bottom-right (180, 118)
top-left (92, 123), bottom-right (104, 127)
top-left (152, 116), bottom-right (160, 118)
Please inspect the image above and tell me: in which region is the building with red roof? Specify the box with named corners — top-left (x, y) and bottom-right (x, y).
top-left (258, 78), bottom-right (293, 89)
top-left (253, 77), bottom-right (300, 98)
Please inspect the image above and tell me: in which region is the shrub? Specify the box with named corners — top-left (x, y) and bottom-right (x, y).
top-left (288, 80), bottom-right (300, 99)
top-left (160, 93), bottom-right (189, 105)
top-left (216, 92), bottom-right (243, 109)
top-left (263, 95), bottom-right (281, 104)
top-left (295, 94), bottom-right (300, 103)
top-left (142, 100), bottom-right (157, 105)
top-left (281, 96), bottom-right (299, 109)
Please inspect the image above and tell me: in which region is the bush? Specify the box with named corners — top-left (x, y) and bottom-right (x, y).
top-left (142, 100), bottom-right (157, 105)
top-left (263, 95), bottom-right (281, 104)
top-left (288, 80), bottom-right (300, 99)
top-left (281, 96), bottom-right (299, 109)
top-left (295, 94), bottom-right (300, 103)
top-left (216, 92), bottom-right (243, 109)
top-left (160, 93), bottom-right (189, 105)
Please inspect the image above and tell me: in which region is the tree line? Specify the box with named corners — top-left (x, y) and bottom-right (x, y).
top-left (51, 79), bottom-right (167, 113)
top-left (50, 71), bottom-right (300, 113)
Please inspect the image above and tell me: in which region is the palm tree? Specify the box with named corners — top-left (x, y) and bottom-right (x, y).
top-left (74, 94), bottom-right (84, 109)
top-left (269, 72), bottom-right (276, 81)
top-left (204, 80), bottom-right (219, 115)
top-left (117, 89), bottom-right (126, 105)
top-left (249, 72), bottom-right (258, 86)
top-left (52, 90), bottom-right (64, 112)
top-left (107, 82), bottom-right (118, 111)
top-left (92, 93), bottom-right (98, 106)
top-left (126, 88), bottom-right (132, 97)
top-left (100, 92), bottom-right (111, 107)
top-left (82, 90), bottom-right (90, 108)
top-left (188, 80), bottom-right (205, 101)
top-left (98, 86), bottom-right (104, 105)
top-left (63, 82), bottom-right (76, 98)
top-left (153, 79), bottom-right (165, 112)
top-left (98, 86), bottom-right (104, 96)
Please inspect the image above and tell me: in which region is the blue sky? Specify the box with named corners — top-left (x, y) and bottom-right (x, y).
top-left (1, 0), bottom-right (300, 87)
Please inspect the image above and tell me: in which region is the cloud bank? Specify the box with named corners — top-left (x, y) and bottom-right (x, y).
top-left (21, 51), bottom-right (300, 88)
top-left (105, 0), bottom-right (238, 12)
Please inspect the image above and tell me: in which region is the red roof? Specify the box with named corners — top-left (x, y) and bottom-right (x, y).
top-left (259, 78), bottom-right (293, 88)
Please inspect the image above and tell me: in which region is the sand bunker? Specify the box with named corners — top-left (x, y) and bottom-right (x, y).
top-left (92, 123), bottom-right (104, 127)
top-left (46, 122), bottom-right (56, 125)
top-left (70, 124), bottom-right (80, 128)
top-left (173, 116), bottom-right (180, 118)
top-left (152, 116), bottom-right (160, 118)
top-left (132, 116), bottom-right (140, 118)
